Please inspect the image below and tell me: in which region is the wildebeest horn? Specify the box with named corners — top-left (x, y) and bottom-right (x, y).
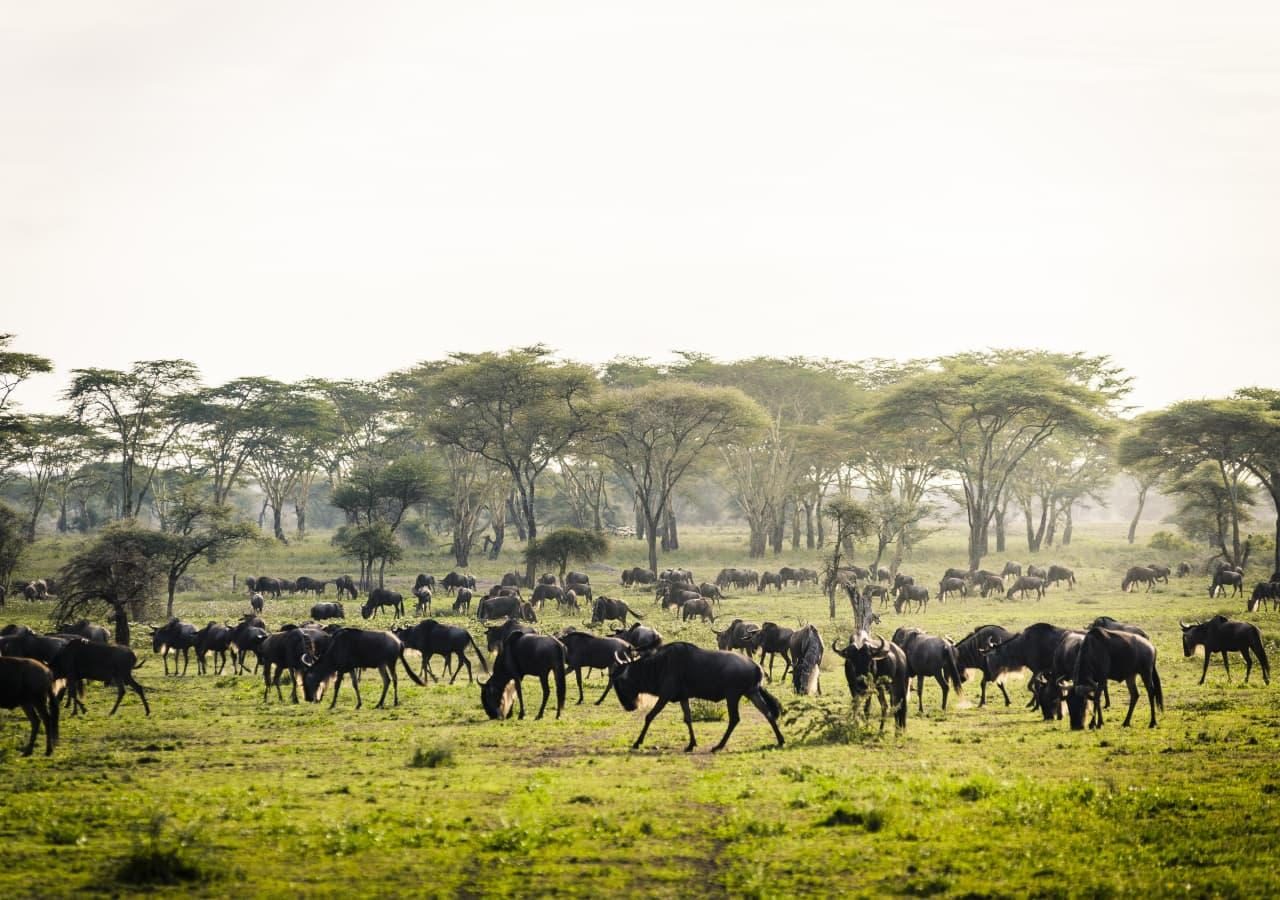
top-left (613, 650), bottom-right (631, 667)
top-left (300, 652), bottom-right (315, 667)
top-left (1178, 620), bottom-right (1192, 630)
top-left (872, 635), bottom-right (887, 654)
top-left (832, 637), bottom-right (845, 655)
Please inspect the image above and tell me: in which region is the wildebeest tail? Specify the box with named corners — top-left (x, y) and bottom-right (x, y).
top-left (467, 633), bottom-right (490, 673)
top-left (945, 647), bottom-right (964, 692)
top-left (757, 685), bottom-right (783, 721)
top-left (399, 647), bottom-right (427, 685)
top-left (1255, 633), bottom-right (1271, 683)
top-left (1150, 664), bottom-right (1164, 712)
top-left (46, 682), bottom-right (60, 749)
top-left (624, 603), bottom-right (644, 621)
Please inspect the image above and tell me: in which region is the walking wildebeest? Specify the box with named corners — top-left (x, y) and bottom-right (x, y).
top-left (477, 594), bottom-right (537, 623)
top-left (394, 620), bottom-right (489, 684)
top-left (1066, 626), bottom-right (1163, 730)
top-left (413, 586), bottom-right (433, 616)
top-left (892, 627), bottom-right (964, 713)
top-left (937, 576), bottom-right (968, 602)
top-left (954, 624), bottom-right (1017, 706)
top-left (1001, 562), bottom-right (1023, 578)
top-left (1209, 569), bottom-right (1244, 599)
top-left (758, 572), bottom-right (783, 592)
top-left (1121, 566), bottom-right (1159, 592)
top-left (0, 656), bottom-right (59, 755)
top-left (1180, 616), bottom-right (1270, 685)
top-left (332, 575), bottom-right (359, 600)
top-left (194, 622), bottom-right (235, 675)
top-left (480, 631), bottom-right (567, 721)
top-left (51, 638), bottom-right (150, 716)
top-left (680, 597), bottom-right (715, 623)
top-left (712, 619), bottom-right (760, 655)
top-left (300, 628), bottom-right (425, 709)
top-left (1250, 582), bottom-right (1280, 613)
top-left (558, 630), bottom-right (634, 705)
top-left (832, 634), bottom-right (908, 732)
top-left (895, 584), bottom-right (929, 614)
top-left (610, 642), bottom-right (785, 752)
top-left (612, 623), bottom-right (663, 653)
top-left (590, 596), bottom-right (644, 627)
top-left (311, 602), bottom-right (346, 620)
top-left (150, 618), bottom-right (198, 676)
top-left (452, 588), bottom-right (472, 616)
top-left (441, 571), bottom-right (473, 595)
top-left (1045, 565), bottom-right (1076, 590)
top-left (750, 622), bottom-right (793, 682)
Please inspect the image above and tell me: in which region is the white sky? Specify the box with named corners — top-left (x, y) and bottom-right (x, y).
top-left (3, 2), bottom-right (1278, 413)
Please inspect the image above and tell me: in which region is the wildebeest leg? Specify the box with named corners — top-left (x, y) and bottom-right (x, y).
top-left (631, 697), bottom-right (668, 749)
top-left (1121, 676), bottom-right (1139, 727)
top-left (916, 675), bottom-right (925, 714)
top-left (873, 686), bottom-right (887, 733)
top-left (21, 703), bottom-right (40, 756)
top-left (998, 679), bottom-right (1011, 706)
top-left (513, 677), bottom-right (527, 719)
top-left (109, 682), bottom-right (128, 715)
top-left (1242, 649), bottom-right (1253, 683)
top-left (534, 673), bottom-right (551, 720)
top-left (574, 667), bottom-right (585, 704)
top-left (181, 648), bottom-right (190, 676)
top-left (1199, 651), bottom-right (1211, 684)
top-left (937, 674), bottom-right (949, 710)
top-left (594, 674), bottom-right (615, 706)
top-left (375, 664), bottom-right (393, 708)
top-left (129, 677), bottom-right (151, 715)
top-left (679, 699), bottom-right (701, 752)
top-left (329, 674), bottom-right (344, 709)
top-left (455, 652), bottom-right (473, 685)
top-left (1222, 651), bottom-right (1232, 681)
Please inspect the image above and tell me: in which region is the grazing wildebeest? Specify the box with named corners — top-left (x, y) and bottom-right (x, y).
top-left (1209, 569), bottom-right (1245, 599)
top-left (311, 602), bottom-right (346, 621)
top-left (750, 622), bottom-right (793, 682)
top-left (1045, 565), bottom-right (1076, 590)
top-left (1005, 576), bottom-right (1046, 601)
top-left (0, 630), bottom-right (67, 666)
top-left (681, 597), bottom-right (715, 623)
top-left (612, 623), bottom-right (663, 652)
top-left (893, 573), bottom-right (915, 591)
top-left (413, 586), bottom-right (433, 617)
top-left (1180, 616), bottom-right (1270, 685)
top-left (1089, 616), bottom-right (1149, 638)
top-left (590, 596), bottom-right (644, 627)
top-left (954, 625), bottom-right (1017, 706)
top-left (254, 627), bottom-right (331, 704)
top-left (1027, 632), bottom-right (1085, 721)
top-left (414, 574), bottom-right (437, 593)
top-left (1001, 562), bottom-right (1023, 578)
top-left (194, 622), bottom-right (235, 675)
top-left (250, 592), bottom-right (265, 614)
top-left (0, 656), bottom-right (59, 755)
top-left (758, 572), bottom-right (783, 592)
top-left (698, 582), bottom-right (724, 604)
top-left (789, 625), bottom-right (824, 696)
top-left (713, 619), bottom-right (760, 655)
top-left (832, 634), bottom-right (908, 732)
top-left (501, 571), bottom-right (523, 589)
top-left (557, 589), bottom-right (582, 615)
top-left (1147, 565), bottom-right (1171, 584)
top-left (254, 576), bottom-right (283, 598)
top-left (484, 619), bottom-right (537, 654)
top-left (1067, 626), bottom-right (1163, 730)
top-left (51, 638), bottom-right (150, 716)
top-left (300, 628), bottom-right (425, 709)
top-left (841, 565), bottom-right (871, 582)
top-left (1249, 582), bottom-right (1280, 613)
top-left (480, 631), bottom-right (567, 720)
top-left (296, 576), bottom-right (327, 595)
top-left (394, 620), bottom-right (489, 684)
top-left (1027, 565), bottom-right (1047, 580)
top-left (937, 576), bottom-right (968, 602)
top-left (557, 630), bottom-right (634, 704)
top-left (1176, 561), bottom-right (1193, 578)
top-left (895, 584), bottom-right (929, 614)
top-left (150, 618), bottom-right (199, 676)
top-left (623, 567), bottom-right (656, 587)
top-left (452, 588), bottom-right (473, 616)
top-left (531, 583), bottom-right (563, 610)
top-left (892, 627), bottom-right (964, 713)
top-left (864, 584), bottom-right (890, 607)
top-left (974, 574), bottom-right (1005, 598)
top-left (1121, 566), bottom-right (1159, 593)
top-left (361, 588), bottom-right (405, 619)
top-left (332, 575), bottom-right (359, 600)
top-left (441, 571), bottom-right (474, 595)
top-left (477, 595), bottom-right (537, 623)
top-left (610, 642), bottom-right (785, 752)
top-left (56, 620), bottom-right (110, 644)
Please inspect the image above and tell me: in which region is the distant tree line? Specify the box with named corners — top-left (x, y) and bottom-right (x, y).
top-left (2, 333), bottom-right (1279, 594)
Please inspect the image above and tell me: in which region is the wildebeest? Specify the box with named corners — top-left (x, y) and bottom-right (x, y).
top-left (974, 573), bottom-right (1005, 598)
top-left (612, 623), bottom-right (663, 653)
top-left (610, 642), bottom-right (785, 752)
top-left (300, 628), bottom-right (425, 708)
top-left (681, 597), bottom-right (715, 623)
top-left (758, 572), bottom-right (783, 592)
top-left (414, 573), bottom-right (437, 593)
top-left (1001, 561), bottom-right (1022, 578)
top-left (413, 586), bottom-right (433, 616)
top-left (1089, 616), bottom-right (1149, 639)
top-left (51, 638), bottom-right (150, 716)
top-left (1180, 616), bottom-right (1270, 685)
top-left (477, 594), bottom-right (537, 623)
top-left (864, 584), bottom-right (890, 606)
top-left (311, 602), bottom-right (346, 620)
top-left (441, 571), bottom-right (474, 595)
top-left (1147, 565), bottom-right (1171, 584)
top-left (394, 620), bottom-right (489, 684)
top-left (566, 571), bottom-right (592, 590)
top-left (361, 588), bottom-right (405, 619)
top-left (1209, 568), bottom-right (1244, 598)
top-left (590, 596), bottom-right (644, 627)
top-left (1045, 565), bottom-right (1075, 590)
top-left (1027, 565), bottom-right (1047, 580)
top-left (943, 567), bottom-right (971, 582)
top-left (250, 592), bottom-right (265, 614)
top-left (892, 627), bottom-right (964, 713)
top-left (480, 631), bottom-right (567, 720)
top-left (332, 575), bottom-right (359, 600)
top-left (895, 584), bottom-right (929, 614)
top-left (484, 619), bottom-right (537, 654)
top-left (937, 577), bottom-right (968, 602)
top-left (228, 617), bottom-right (269, 674)
top-left (531, 583), bottom-right (564, 610)
top-left (1249, 581), bottom-right (1280, 613)
top-left (982, 623), bottom-right (1078, 682)
top-left (501, 571), bottom-right (523, 588)
top-left (954, 625), bottom-right (1017, 706)
top-left (893, 573), bottom-right (915, 591)
top-left (254, 627), bottom-right (332, 704)
top-left (193, 622), bottom-right (235, 675)
top-left (832, 634), bottom-right (908, 732)
top-left (557, 589), bottom-right (582, 615)
top-left (697, 582), bottom-right (724, 604)
top-left (750, 622), bottom-right (793, 682)
top-left (713, 619), bottom-right (760, 655)
top-left (0, 656), bottom-right (60, 755)
top-left (1121, 566), bottom-right (1159, 592)
top-left (1027, 632), bottom-right (1085, 721)
top-left (789, 625), bottom-right (824, 696)
top-left (558, 630), bottom-right (634, 704)
top-left (623, 567), bottom-right (656, 587)
top-left (150, 618), bottom-right (198, 676)
top-left (296, 576), bottom-right (327, 595)
top-left (1005, 576), bottom-right (1046, 601)
top-left (54, 620), bottom-right (110, 644)
top-left (452, 588), bottom-right (473, 616)
top-left (254, 576), bottom-right (283, 598)
top-left (1067, 626), bottom-right (1163, 729)
top-left (1176, 561), bottom-right (1193, 578)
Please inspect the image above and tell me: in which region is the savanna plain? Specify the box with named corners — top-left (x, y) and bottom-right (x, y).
top-left (2, 524), bottom-right (1278, 899)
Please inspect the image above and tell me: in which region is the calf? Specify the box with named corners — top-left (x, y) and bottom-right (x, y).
top-left (413, 586), bottom-right (433, 617)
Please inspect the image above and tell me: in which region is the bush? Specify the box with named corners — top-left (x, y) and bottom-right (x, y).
top-left (409, 745), bottom-right (455, 768)
top-left (1149, 531), bottom-right (1194, 554)
top-left (818, 805), bottom-right (887, 832)
top-left (114, 814), bottom-right (211, 886)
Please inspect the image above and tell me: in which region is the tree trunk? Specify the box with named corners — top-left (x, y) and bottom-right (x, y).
top-left (803, 501), bottom-right (815, 549)
top-left (508, 494), bottom-right (527, 542)
top-left (646, 515), bottom-right (661, 577)
top-left (816, 497), bottom-right (826, 548)
top-left (664, 497), bottom-right (679, 551)
top-left (111, 603), bottom-right (130, 646)
top-left (995, 503), bottom-right (1007, 553)
top-left (378, 558), bottom-right (387, 588)
top-left (167, 575), bottom-right (177, 619)
top-left (1062, 504), bottom-right (1074, 546)
top-left (748, 520), bottom-right (767, 558)
top-left (272, 504), bottom-right (288, 543)
top-left (790, 502), bottom-right (801, 550)
top-left (258, 498), bottom-right (269, 529)
top-left (1127, 483), bottom-right (1149, 544)
top-left (635, 491), bottom-right (646, 541)
top-left (1045, 501), bottom-right (1058, 548)
top-left (295, 500), bottom-right (307, 539)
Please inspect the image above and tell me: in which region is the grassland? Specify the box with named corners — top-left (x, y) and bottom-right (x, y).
top-left (2, 524), bottom-right (1279, 898)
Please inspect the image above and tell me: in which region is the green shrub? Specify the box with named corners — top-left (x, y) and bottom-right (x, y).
top-left (114, 815), bottom-right (211, 886)
top-left (1149, 531), bottom-right (1194, 554)
top-left (409, 745), bottom-right (455, 768)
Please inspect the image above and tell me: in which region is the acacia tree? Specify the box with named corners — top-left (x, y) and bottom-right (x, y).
top-left (53, 522), bottom-right (169, 643)
top-left (65, 360), bottom-right (200, 519)
top-left (821, 497), bottom-right (876, 621)
top-left (524, 527), bottom-right (609, 582)
top-left (245, 384), bottom-right (335, 542)
top-left (176, 377), bottom-right (283, 506)
top-left (429, 347), bottom-right (601, 586)
top-left (0, 334), bottom-right (53, 467)
top-left (1164, 463), bottom-right (1257, 564)
top-left (11, 415), bottom-right (93, 540)
top-left (154, 488), bottom-right (259, 617)
top-left (867, 352), bottom-right (1117, 570)
top-left (0, 503), bottom-right (26, 588)
top-left (332, 522), bottom-right (403, 590)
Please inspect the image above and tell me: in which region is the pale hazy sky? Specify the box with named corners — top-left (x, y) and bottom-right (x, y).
top-left (3, 2), bottom-right (1278, 413)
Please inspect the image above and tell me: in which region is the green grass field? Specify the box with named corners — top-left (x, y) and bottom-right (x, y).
top-left (3, 524), bottom-right (1279, 898)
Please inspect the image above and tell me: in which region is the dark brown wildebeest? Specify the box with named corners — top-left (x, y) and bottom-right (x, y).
top-left (1121, 566), bottom-right (1158, 592)
top-left (480, 631), bottom-right (567, 721)
top-left (1180, 616), bottom-right (1270, 685)
top-left (1005, 576), bottom-right (1046, 601)
top-left (833, 634), bottom-right (908, 732)
top-left (891, 626), bottom-right (964, 713)
top-left (1209, 569), bottom-right (1244, 599)
top-left (1067, 626), bottom-right (1163, 730)
top-left (937, 576), bottom-right (968, 603)
top-left (681, 597), bottom-right (715, 623)
top-left (1045, 565), bottom-right (1075, 590)
top-left (0, 656), bottom-right (59, 755)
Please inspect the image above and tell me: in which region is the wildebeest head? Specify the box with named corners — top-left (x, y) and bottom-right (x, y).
top-left (832, 635), bottom-right (890, 696)
top-left (609, 649), bottom-right (657, 712)
top-left (479, 676), bottom-right (517, 720)
top-left (1180, 619), bottom-right (1203, 657)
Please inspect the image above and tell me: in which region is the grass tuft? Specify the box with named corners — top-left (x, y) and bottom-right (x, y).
top-left (409, 745), bottom-right (455, 768)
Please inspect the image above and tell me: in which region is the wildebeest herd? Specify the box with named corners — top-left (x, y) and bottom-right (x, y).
top-left (0, 559), bottom-right (1272, 756)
